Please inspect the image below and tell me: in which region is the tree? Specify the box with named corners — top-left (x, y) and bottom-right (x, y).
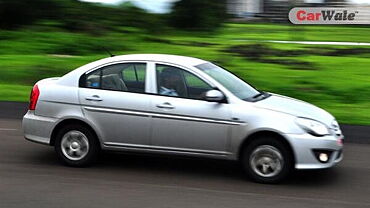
top-left (168, 0), bottom-right (226, 31)
top-left (0, 0), bottom-right (62, 29)
top-left (0, 0), bottom-right (165, 33)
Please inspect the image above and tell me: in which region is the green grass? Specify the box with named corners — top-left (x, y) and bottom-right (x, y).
top-left (0, 84), bottom-right (32, 102)
top-left (1, 23), bottom-right (370, 125)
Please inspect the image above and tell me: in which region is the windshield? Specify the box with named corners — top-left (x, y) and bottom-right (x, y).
top-left (195, 62), bottom-right (260, 100)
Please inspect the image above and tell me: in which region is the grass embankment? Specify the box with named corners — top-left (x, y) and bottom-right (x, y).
top-left (0, 24), bottom-right (369, 124)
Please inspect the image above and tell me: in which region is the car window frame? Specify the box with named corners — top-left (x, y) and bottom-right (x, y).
top-left (78, 60), bottom-right (229, 103)
top-left (79, 61), bottom-right (148, 94)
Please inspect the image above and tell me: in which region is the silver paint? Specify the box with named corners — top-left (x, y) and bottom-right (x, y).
top-left (22, 54), bottom-right (344, 171)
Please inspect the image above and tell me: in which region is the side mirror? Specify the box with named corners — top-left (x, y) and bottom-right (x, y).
top-left (204, 90), bottom-right (225, 102)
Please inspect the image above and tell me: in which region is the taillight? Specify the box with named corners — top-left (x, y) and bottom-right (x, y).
top-left (29, 84), bottom-right (40, 110)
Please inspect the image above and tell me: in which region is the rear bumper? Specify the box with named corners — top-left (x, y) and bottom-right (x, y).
top-left (284, 133), bottom-right (343, 169)
top-left (22, 111), bottom-right (58, 145)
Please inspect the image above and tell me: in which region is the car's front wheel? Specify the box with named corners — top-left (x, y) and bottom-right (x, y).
top-left (241, 136), bottom-right (293, 183)
top-left (55, 124), bottom-right (100, 167)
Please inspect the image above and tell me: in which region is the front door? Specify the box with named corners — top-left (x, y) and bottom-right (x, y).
top-left (149, 64), bottom-right (232, 154)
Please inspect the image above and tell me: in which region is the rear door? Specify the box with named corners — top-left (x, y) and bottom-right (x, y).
top-left (79, 62), bottom-right (152, 147)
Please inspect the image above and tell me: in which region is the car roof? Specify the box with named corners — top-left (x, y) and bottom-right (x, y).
top-left (100, 54), bottom-right (208, 66)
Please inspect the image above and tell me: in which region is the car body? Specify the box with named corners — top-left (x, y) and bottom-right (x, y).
top-left (23, 54), bottom-right (343, 183)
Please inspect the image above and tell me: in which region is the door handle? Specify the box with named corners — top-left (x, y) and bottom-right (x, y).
top-left (156, 102), bottom-right (175, 109)
top-left (85, 95), bottom-right (103, 102)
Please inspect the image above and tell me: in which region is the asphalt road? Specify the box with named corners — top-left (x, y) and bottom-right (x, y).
top-left (1, 102), bottom-right (370, 208)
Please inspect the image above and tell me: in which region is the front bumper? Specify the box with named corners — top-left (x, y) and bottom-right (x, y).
top-left (284, 133), bottom-right (343, 169)
top-left (22, 110), bottom-right (58, 145)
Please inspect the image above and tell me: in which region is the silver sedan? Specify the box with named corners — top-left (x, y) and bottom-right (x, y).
top-left (22, 54), bottom-right (343, 183)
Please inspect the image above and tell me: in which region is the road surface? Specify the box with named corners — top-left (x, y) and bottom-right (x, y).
top-left (1, 103), bottom-right (370, 208)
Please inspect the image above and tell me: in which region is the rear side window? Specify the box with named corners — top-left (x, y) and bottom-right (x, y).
top-left (81, 63), bottom-right (146, 93)
top-left (122, 64), bottom-right (146, 83)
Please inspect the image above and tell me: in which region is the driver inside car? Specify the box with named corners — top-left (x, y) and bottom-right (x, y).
top-left (158, 68), bottom-right (182, 97)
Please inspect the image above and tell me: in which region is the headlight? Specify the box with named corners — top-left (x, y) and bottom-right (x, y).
top-left (295, 117), bottom-right (330, 136)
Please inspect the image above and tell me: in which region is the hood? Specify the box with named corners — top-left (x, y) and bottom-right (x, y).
top-left (255, 93), bottom-right (334, 125)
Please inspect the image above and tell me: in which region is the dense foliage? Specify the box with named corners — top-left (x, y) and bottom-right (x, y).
top-left (0, 0), bottom-right (226, 32)
top-left (169, 0), bottom-right (226, 30)
top-left (0, 0), bottom-right (62, 29)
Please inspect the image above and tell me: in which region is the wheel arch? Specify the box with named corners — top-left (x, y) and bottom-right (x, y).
top-left (50, 118), bottom-right (100, 147)
top-left (237, 130), bottom-right (296, 165)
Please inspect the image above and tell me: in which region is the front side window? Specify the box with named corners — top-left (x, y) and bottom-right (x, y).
top-left (82, 63), bottom-right (146, 93)
top-left (156, 64), bottom-right (213, 99)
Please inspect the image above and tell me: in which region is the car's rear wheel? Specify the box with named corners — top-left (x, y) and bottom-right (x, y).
top-left (55, 124), bottom-right (99, 167)
top-left (241, 136), bottom-right (293, 183)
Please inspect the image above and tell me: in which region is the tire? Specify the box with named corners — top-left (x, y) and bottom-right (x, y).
top-left (54, 124), bottom-right (100, 167)
top-left (241, 136), bottom-right (293, 184)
